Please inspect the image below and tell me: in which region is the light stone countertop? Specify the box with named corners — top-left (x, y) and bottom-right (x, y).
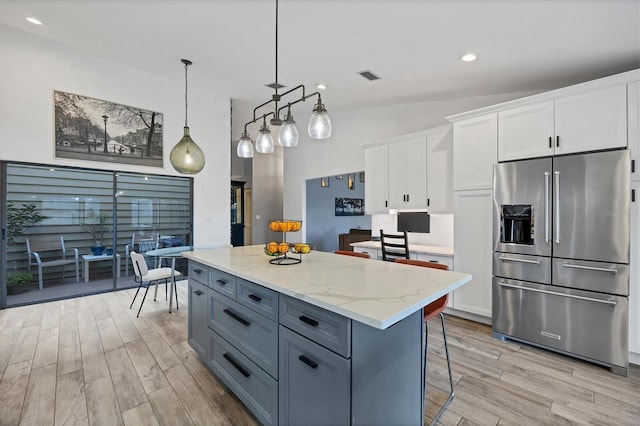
top-left (182, 245), bottom-right (471, 330)
top-left (350, 240), bottom-right (454, 257)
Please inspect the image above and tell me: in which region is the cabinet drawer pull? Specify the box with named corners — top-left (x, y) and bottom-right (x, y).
top-left (548, 136), bottom-right (552, 148)
top-left (194, 290), bottom-right (204, 296)
top-left (299, 315), bottom-right (318, 327)
top-left (192, 267), bottom-right (205, 274)
top-left (223, 353), bottom-right (251, 377)
top-left (216, 279), bottom-right (227, 286)
top-left (556, 135), bottom-right (560, 147)
top-left (248, 294), bottom-right (262, 303)
top-left (223, 309), bottom-right (250, 327)
top-left (298, 354), bottom-right (319, 369)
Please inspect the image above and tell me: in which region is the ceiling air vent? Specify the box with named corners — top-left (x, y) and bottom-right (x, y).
top-left (266, 82), bottom-right (285, 90)
top-left (357, 70), bottom-right (381, 81)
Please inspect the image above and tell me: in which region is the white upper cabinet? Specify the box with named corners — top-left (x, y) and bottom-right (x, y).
top-left (629, 81), bottom-right (639, 182)
top-left (498, 101), bottom-right (554, 161)
top-left (426, 128), bottom-right (453, 213)
top-left (364, 145), bottom-right (389, 214)
top-left (498, 84), bottom-right (628, 161)
top-left (453, 113), bottom-right (498, 191)
top-left (388, 137), bottom-right (427, 209)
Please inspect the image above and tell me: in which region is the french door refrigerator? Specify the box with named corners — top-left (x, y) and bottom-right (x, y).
top-left (492, 149), bottom-right (630, 375)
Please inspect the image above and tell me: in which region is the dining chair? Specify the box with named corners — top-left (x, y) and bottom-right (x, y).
top-left (395, 258), bottom-right (453, 425)
top-left (380, 230), bottom-right (410, 261)
top-left (125, 233), bottom-right (159, 275)
top-left (334, 250), bottom-right (371, 259)
top-left (129, 250), bottom-right (182, 317)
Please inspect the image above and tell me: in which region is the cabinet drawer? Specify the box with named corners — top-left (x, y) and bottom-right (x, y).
top-left (210, 294), bottom-right (278, 378)
top-left (188, 280), bottom-right (209, 361)
top-left (279, 295), bottom-right (351, 358)
top-left (279, 326), bottom-right (350, 426)
top-left (209, 268), bottom-right (237, 298)
top-left (188, 261), bottom-right (208, 285)
top-left (209, 330), bottom-right (277, 425)
top-left (237, 278), bottom-right (278, 321)
top-left (414, 253), bottom-right (453, 270)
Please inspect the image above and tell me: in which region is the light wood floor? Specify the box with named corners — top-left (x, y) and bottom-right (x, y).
top-left (0, 281), bottom-right (638, 426)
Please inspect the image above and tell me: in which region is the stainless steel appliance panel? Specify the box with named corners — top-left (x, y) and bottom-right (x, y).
top-left (493, 252), bottom-right (552, 284)
top-left (552, 258), bottom-right (630, 296)
top-left (493, 158), bottom-right (552, 256)
top-left (553, 150), bottom-right (630, 263)
top-left (492, 277), bottom-right (628, 369)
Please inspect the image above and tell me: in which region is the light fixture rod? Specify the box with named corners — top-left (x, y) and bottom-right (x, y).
top-left (277, 90), bottom-right (323, 117)
top-left (244, 110), bottom-right (276, 132)
top-left (250, 84), bottom-right (308, 125)
top-left (181, 59), bottom-right (192, 127)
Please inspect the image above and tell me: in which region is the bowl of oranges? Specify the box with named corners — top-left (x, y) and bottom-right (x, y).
top-left (264, 241), bottom-right (291, 257)
top-left (268, 220), bottom-right (302, 233)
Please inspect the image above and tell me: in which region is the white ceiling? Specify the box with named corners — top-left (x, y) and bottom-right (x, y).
top-left (0, 0), bottom-right (639, 109)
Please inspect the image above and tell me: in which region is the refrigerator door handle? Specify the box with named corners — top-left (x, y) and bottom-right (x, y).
top-left (554, 170), bottom-right (560, 244)
top-left (544, 171), bottom-right (550, 243)
top-left (562, 263), bottom-right (618, 274)
top-left (497, 281), bottom-right (617, 306)
top-left (498, 255), bottom-right (541, 265)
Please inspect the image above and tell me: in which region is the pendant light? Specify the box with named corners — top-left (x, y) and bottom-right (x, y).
top-left (236, 0), bottom-right (332, 158)
top-left (170, 59), bottom-right (205, 174)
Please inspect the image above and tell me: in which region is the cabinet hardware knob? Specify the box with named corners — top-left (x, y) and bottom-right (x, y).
top-left (224, 309), bottom-right (250, 327)
top-left (194, 290), bottom-right (204, 296)
top-left (248, 294), bottom-right (262, 303)
top-left (299, 315), bottom-right (319, 327)
top-left (193, 268), bottom-right (204, 274)
top-left (298, 354), bottom-right (319, 369)
top-left (216, 279), bottom-right (227, 286)
top-left (223, 353), bottom-right (251, 377)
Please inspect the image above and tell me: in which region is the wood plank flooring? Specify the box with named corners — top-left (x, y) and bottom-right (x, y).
top-left (0, 281), bottom-right (638, 425)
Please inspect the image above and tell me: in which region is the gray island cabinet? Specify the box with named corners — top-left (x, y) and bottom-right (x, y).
top-left (184, 245), bottom-right (471, 425)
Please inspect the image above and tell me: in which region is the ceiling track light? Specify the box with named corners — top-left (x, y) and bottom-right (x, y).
top-left (237, 0), bottom-right (332, 159)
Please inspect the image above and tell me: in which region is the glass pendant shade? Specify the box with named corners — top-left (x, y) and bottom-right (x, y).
top-left (170, 126), bottom-right (205, 174)
top-left (278, 112), bottom-right (299, 147)
top-left (237, 132), bottom-right (254, 158)
top-left (308, 99), bottom-right (332, 139)
top-left (256, 122), bottom-right (274, 153)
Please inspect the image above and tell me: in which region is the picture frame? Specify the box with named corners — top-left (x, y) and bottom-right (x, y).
top-left (335, 198), bottom-right (364, 216)
top-left (54, 90), bottom-right (163, 167)
top-left (359, 172), bottom-right (365, 182)
top-left (348, 174), bottom-right (355, 190)
top-left (321, 177), bottom-right (330, 187)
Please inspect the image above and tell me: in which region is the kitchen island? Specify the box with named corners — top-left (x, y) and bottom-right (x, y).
top-left (183, 245), bottom-right (471, 425)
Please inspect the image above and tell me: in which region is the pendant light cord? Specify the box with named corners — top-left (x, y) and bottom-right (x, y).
top-left (275, 0), bottom-right (278, 96)
top-left (184, 61), bottom-right (189, 127)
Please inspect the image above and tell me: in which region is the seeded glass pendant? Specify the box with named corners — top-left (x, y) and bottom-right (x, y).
top-left (255, 118), bottom-right (274, 153)
top-left (278, 108), bottom-right (298, 147)
top-left (170, 59), bottom-right (205, 174)
top-left (237, 130), bottom-right (254, 158)
top-left (308, 95), bottom-right (332, 139)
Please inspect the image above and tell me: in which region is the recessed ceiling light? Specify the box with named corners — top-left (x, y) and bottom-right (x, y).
top-left (461, 53), bottom-right (477, 62)
top-left (25, 16), bottom-right (43, 25)
top-left (316, 83), bottom-right (327, 90)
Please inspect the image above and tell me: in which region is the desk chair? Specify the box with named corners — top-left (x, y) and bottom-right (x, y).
top-left (334, 250), bottom-right (371, 259)
top-left (395, 258), bottom-right (453, 425)
top-left (380, 230), bottom-right (410, 261)
top-left (129, 251), bottom-right (182, 317)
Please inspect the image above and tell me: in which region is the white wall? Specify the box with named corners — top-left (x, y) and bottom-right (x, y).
top-left (0, 25), bottom-right (230, 246)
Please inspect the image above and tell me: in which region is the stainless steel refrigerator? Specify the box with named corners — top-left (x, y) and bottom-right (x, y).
top-left (492, 149), bottom-right (630, 375)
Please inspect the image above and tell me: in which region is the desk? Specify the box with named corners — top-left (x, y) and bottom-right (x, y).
top-left (145, 246), bottom-right (192, 313)
top-left (82, 253), bottom-right (121, 283)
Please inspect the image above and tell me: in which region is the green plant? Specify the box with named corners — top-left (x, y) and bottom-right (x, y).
top-left (80, 210), bottom-right (111, 246)
top-left (6, 202), bottom-right (46, 245)
top-left (7, 272), bottom-right (32, 287)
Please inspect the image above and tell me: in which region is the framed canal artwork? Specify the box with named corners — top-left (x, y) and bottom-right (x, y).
top-left (54, 90), bottom-right (163, 167)
top-left (335, 197), bottom-right (364, 216)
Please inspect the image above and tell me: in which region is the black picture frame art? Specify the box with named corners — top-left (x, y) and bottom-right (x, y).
top-left (54, 90), bottom-right (163, 167)
top-left (335, 198), bottom-right (364, 216)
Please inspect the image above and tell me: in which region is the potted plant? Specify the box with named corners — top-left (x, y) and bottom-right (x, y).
top-left (6, 202), bottom-right (46, 245)
top-left (80, 210), bottom-right (111, 255)
top-left (7, 272), bottom-right (32, 295)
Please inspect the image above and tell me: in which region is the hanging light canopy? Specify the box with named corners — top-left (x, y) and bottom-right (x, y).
top-left (237, 0), bottom-right (332, 159)
top-left (170, 59), bottom-right (205, 174)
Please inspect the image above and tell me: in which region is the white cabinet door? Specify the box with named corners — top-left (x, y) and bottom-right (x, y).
top-left (554, 84), bottom-right (627, 155)
top-left (498, 101), bottom-right (554, 161)
top-left (453, 113), bottom-right (497, 191)
top-left (364, 145), bottom-right (389, 214)
top-left (629, 180), bottom-right (639, 356)
top-left (453, 189), bottom-right (493, 318)
top-left (426, 128), bottom-right (453, 213)
top-left (629, 82), bottom-right (639, 182)
top-left (388, 137), bottom-right (427, 209)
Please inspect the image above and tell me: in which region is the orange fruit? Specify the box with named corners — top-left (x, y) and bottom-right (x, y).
top-left (267, 241), bottom-right (278, 253)
top-left (290, 221), bottom-right (301, 232)
top-left (278, 242), bottom-right (290, 253)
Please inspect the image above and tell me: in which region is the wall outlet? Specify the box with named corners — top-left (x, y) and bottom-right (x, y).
top-left (256, 214), bottom-right (261, 220)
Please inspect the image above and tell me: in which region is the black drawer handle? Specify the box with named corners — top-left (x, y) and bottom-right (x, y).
top-left (248, 294), bottom-right (262, 303)
top-left (223, 353), bottom-right (251, 377)
top-left (194, 290), bottom-right (204, 296)
top-left (216, 279), bottom-right (227, 286)
top-left (223, 309), bottom-right (250, 327)
top-left (192, 267), bottom-right (205, 274)
top-left (298, 354), bottom-right (318, 369)
top-left (299, 315), bottom-right (318, 327)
